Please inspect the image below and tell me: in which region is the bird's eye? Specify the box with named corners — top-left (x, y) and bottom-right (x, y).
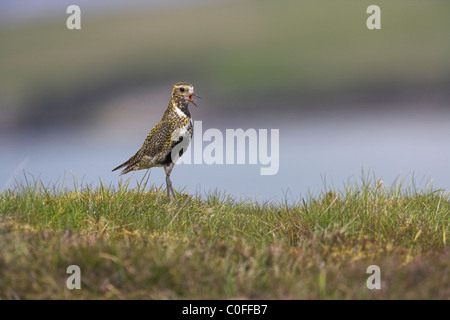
top-left (179, 87), bottom-right (185, 92)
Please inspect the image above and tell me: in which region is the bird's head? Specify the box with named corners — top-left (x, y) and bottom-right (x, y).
top-left (172, 82), bottom-right (199, 107)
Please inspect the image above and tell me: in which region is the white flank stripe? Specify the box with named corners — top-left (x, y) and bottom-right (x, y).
top-left (175, 106), bottom-right (187, 118)
top-left (172, 125), bottom-right (189, 142)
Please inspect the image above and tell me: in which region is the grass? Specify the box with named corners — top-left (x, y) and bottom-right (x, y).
top-left (0, 173), bottom-right (449, 299)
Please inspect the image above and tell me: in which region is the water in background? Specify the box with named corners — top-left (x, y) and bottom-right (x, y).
top-left (1, 2), bottom-right (449, 203)
top-left (2, 97), bottom-right (449, 203)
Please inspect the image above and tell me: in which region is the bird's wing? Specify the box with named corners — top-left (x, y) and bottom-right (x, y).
top-left (112, 121), bottom-right (173, 174)
top-left (141, 121), bottom-right (174, 158)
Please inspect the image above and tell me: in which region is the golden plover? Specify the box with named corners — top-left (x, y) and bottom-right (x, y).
top-left (112, 82), bottom-right (198, 203)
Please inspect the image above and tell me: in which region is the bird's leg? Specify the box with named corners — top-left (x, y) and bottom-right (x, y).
top-left (164, 164), bottom-right (179, 204)
top-left (163, 166), bottom-right (172, 202)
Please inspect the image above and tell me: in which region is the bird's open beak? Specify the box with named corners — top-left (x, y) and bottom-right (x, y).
top-left (189, 93), bottom-right (200, 107)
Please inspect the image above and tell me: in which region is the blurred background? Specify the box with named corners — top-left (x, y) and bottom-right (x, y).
top-left (1, 0), bottom-right (449, 203)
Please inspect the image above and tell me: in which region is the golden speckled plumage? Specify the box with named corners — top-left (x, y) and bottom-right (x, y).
top-left (112, 82), bottom-right (197, 202)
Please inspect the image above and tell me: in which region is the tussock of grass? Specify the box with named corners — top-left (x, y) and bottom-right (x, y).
top-left (0, 174), bottom-right (449, 299)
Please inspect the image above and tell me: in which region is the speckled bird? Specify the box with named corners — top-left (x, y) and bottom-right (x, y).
top-left (112, 82), bottom-right (198, 203)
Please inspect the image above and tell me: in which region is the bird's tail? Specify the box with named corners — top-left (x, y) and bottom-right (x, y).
top-left (112, 155), bottom-right (139, 175)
